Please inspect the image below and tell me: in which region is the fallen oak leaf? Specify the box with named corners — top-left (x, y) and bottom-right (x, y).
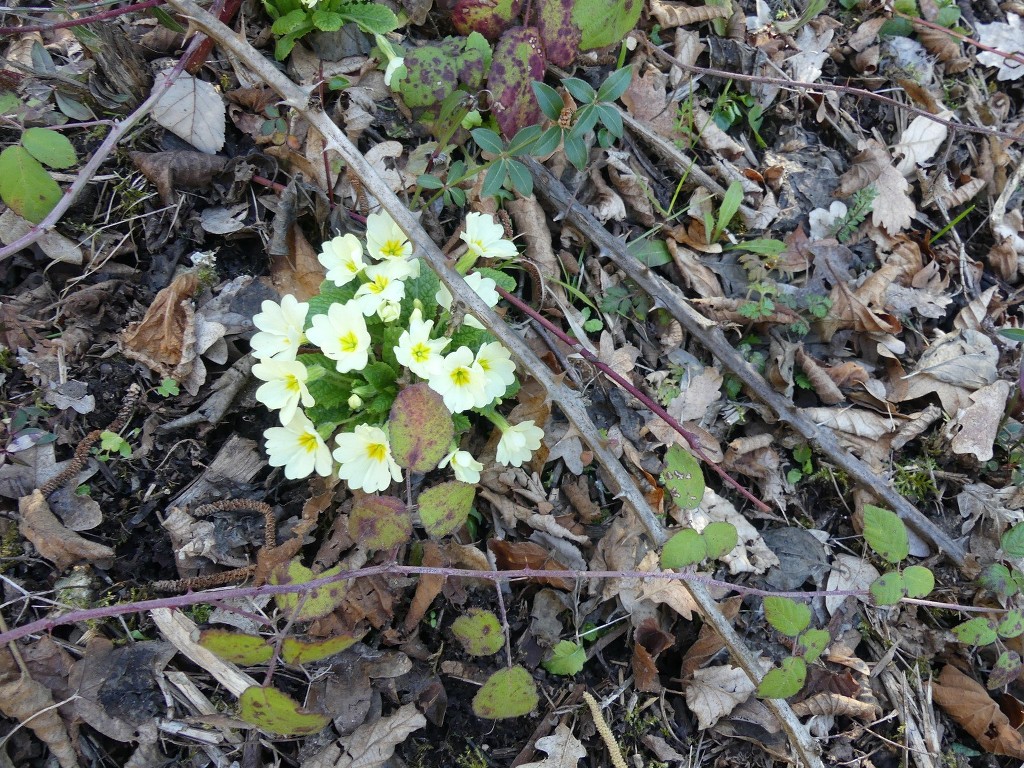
top-left (19, 490), bottom-right (114, 571)
top-left (932, 664), bottom-right (1024, 758)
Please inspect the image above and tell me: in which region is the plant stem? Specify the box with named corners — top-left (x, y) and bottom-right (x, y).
top-left (0, 0), bottom-right (163, 36)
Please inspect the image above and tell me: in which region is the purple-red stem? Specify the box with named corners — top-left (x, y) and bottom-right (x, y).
top-left (0, 0), bottom-right (163, 36)
top-left (496, 286), bottom-right (772, 513)
top-left (0, 563), bottom-right (997, 647)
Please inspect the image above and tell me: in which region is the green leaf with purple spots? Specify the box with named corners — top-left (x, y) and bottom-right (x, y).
top-left (270, 559), bottom-right (347, 621)
top-left (239, 686), bottom-right (330, 735)
top-left (394, 33), bottom-right (491, 110)
top-left (389, 383), bottom-right (454, 472)
top-left (536, 0), bottom-right (580, 67)
top-left (418, 480), bottom-right (475, 538)
top-left (281, 632), bottom-right (363, 665)
top-left (489, 26), bottom-right (546, 138)
top-left (451, 0), bottom-right (523, 39)
top-left (349, 494), bottom-right (411, 550)
top-left (199, 629), bottom-right (273, 665)
top-left (452, 608), bottom-right (505, 656)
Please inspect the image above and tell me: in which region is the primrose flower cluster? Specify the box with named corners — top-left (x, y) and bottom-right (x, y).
top-left (250, 211), bottom-right (544, 492)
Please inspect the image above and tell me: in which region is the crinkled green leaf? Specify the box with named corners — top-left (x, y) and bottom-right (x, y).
top-left (757, 657), bottom-right (807, 699)
top-left (472, 666), bottom-right (539, 719)
top-left (764, 596), bottom-right (811, 637)
top-left (389, 383), bottom-right (454, 472)
top-left (272, 8), bottom-right (309, 34)
top-left (862, 504), bottom-right (909, 564)
top-left (660, 445), bottom-right (704, 510)
top-left (452, 609), bottom-right (505, 656)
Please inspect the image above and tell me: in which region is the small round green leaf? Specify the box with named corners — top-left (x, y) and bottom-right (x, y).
top-left (418, 480), bottom-right (475, 538)
top-left (702, 521), bottom-right (738, 560)
top-left (953, 617), bottom-right (998, 646)
top-left (22, 127), bottom-right (77, 169)
top-left (660, 529), bottom-right (706, 569)
top-left (452, 609), bottom-right (505, 656)
top-left (238, 685), bottom-right (329, 735)
top-left (764, 596), bottom-right (811, 637)
top-left (349, 495), bottom-right (411, 550)
top-left (660, 445), bottom-right (705, 510)
top-left (1001, 523), bottom-right (1024, 558)
top-left (797, 629), bottom-right (831, 663)
top-left (388, 383), bottom-right (454, 472)
top-left (198, 629), bottom-right (273, 665)
top-left (541, 640), bottom-right (586, 676)
top-left (998, 610), bottom-right (1024, 640)
top-left (757, 657), bottom-right (807, 699)
top-left (472, 666), bottom-right (539, 719)
top-left (0, 145), bottom-right (62, 223)
top-left (862, 504), bottom-right (909, 564)
top-left (902, 565), bottom-right (935, 599)
top-left (869, 572), bottom-right (905, 605)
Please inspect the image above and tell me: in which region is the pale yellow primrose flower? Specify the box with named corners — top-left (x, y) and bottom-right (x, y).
top-left (435, 272), bottom-right (499, 330)
top-left (265, 410), bottom-right (333, 479)
top-left (250, 295), bottom-right (308, 361)
top-left (365, 256), bottom-right (419, 283)
top-left (377, 299), bottom-right (402, 323)
top-left (496, 420), bottom-right (545, 467)
top-left (428, 346), bottom-right (487, 413)
top-left (252, 358), bottom-right (314, 424)
top-left (305, 302), bottom-right (371, 373)
top-left (462, 211), bottom-right (518, 260)
top-left (384, 57), bottom-right (405, 87)
top-left (394, 307), bottom-right (450, 379)
top-left (318, 233), bottom-right (365, 287)
top-left (354, 267), bottom-right (406, 316)
top-left (333, 424), bottom-right (403, 493)
top-left (366, 210), bottom-right (413, 261)
top-left (438, 449), bottom-right (484, 484)
top-left (474, 341), bottom-right (516, 405)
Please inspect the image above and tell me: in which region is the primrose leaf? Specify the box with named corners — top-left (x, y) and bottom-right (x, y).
top-left (389, 383), bottom-right (454, 472)
top-left (541, 640), bottom-right (586, 676)
top-left (472, 666), bottom-right (539, 719)
top-left (22, 127), bottom-right (77, 169)
top-left (998, 610), bottom-right (1024, 639)
top-left (270, 559), bottom-right (347, 621)
top-left (868, 572), bottom-right (905, 605)
top-left (281, 632), bottom-right (363, 665)
top-left (238, 685), bottom-right (330, 736)
top-left (0, 145), bottom-right (62, 223)
top-left (980, 563), bottom-right (1019, 598)
top-left (571, 0), bottom-right (643, 50)
top-left (489, 26), bottom-right (546, 138)
top-left (394, 34), bottom-right (490, 110)
top-left (902, 565), bottom-right (934, 599)
top-left (757, 657), bottom-right (807, 699)
top-left (349, 494), bottom-right (411, 550)
top-left (862, 504), bottom-right (909, 564)
top-left (953, 617), bottom-right (999, 646)
top-left (451, 0), bottom-right (523, 38)
top-left (702, 521), bottom-right (738, 560)
top-left (418, 480), bottom-right (475, 538)
top-left (661, 445), bottom-right (704, 510)
top-left (1001, 523), bottom-right (1024, 558)
top-left (452, 608), bottom-right (505, 656)
top-left (536, 0), bottom-right (580, 67)
top-left (311, 9), bottom-right (344, 30)
top-left (271, 9), bottom-right (309, 34)
top-left (198, 629), bottom-right (273, 665)
top-left (797, 629), bottom-right (830, 663)
top-left (764, 596), bottom-right (811, 637)
top-left (989, 650), bottom-right (1023, 690)
top-left (335, 1), bottom-right (398, 34)
top-left (661, 529), bottom-right (706, 569)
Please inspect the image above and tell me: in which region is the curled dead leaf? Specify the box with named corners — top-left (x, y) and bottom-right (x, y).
top-left (650, 0), bottom-right (731, 29)
top-left (19, 490), bottom-right (114, 571)
top-left (932, 664), bottom-right (1024, 758)
top-left (0, 651), bottom-right (79, 768)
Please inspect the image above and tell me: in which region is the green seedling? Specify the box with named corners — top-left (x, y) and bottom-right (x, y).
top-left (831, 186), bottom-right (877, 242)
top-left (262, 0), bottom-right (398, 60)
top-left (472, 665), bottom-right (539, 719)
top-left (758, 596), bottom-right (831, 699)
top-left (787, 444), bottom-right (814, 485)
top-left (661, 522), bottom-right (737, 569)
top-left (97, 430), bottom-right (132, 460)
top-left (861, 505), bottom-right (936, 605)
top-left (156, 378), bottom-right (179, 397)
top-left (704, 180), bottom-right (744, 244)
top-left (542, 640), bottom-right (586, 676)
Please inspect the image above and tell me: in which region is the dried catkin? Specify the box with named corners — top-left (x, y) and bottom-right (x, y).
top-left (582, 692), bottom-right (627, 768)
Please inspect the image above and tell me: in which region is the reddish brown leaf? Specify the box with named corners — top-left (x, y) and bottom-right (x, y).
top-left (489, 27), bottom-right (546, 138)
top-left (932, 664), bottom-right (1024, 758)
top-left (487, 539), bottom-right (572, 590)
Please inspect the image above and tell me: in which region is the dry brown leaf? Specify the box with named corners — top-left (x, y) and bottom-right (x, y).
top-left (666, 239), bottom-right (723, 298)
top-left (305, 703), bottom-right (427, 768)
top-left (820, 279), bottom-right (902, 342)
top-left (506, 196), bottom-right (560, 282)
top-left (912, 21), bottom-right (963, 64)
top-left (824, 554), bottom-right (880, 615)
top-left (872, 167), bottom-right (916, 233)
top-left (131, 150), bottom-right (228, 206)
top-left (650, 0), bottom-right (731, 28)
top-left (791, 693), bottom-right (877, 720)
top-left (949, 380), bottom-right (1012, 462)
top-left (680, 595), bottom-right (742, 678)
top-left (795, 347), bottom-right (844, 405)
top-left (519, 724), bottom-right (586, 768)
top-left (686, 665), bottom-right (756, 730)
top-left (0, 652), bottom-right (78, 768)
top-left (403, 541), bottom-right (447, 632)
top-left (586, 169), bottom-right (627, 223)
top-left (120, 271), bottom-right (201, 380)
top-left (606, 152), bottom-right (656, 226)
top-left (271, 223), bottom-right (327, 301)
top-left (620, 67), bottom-right (682, 139)
top-left (933, 665), bottom-right (1024, 758)
top-left (835, 143), bottom-right (888, 198)
top-left (488, 539), bottom-right (572, 590)
top-left (19, 490), bottom-right (114, 571)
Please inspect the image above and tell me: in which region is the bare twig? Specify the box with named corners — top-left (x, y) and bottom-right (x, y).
top-left (0, 0), bottom-right (162, 36)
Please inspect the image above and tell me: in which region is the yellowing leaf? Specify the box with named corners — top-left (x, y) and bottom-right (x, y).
top-left (270, 559), bottom-right (347, 621)
top-left (472, 666), bottom-right (539, 719)
top-left (238, 685), bottom-right (329, 735)
top-left (198, 629), bottom-right (273, 665)
top-left (281, 632), bottom-right (363, 665)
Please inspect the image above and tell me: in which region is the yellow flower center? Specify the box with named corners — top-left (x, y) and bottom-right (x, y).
top-left (366, 442), bottom-right (387, 462)
top-left (284, 374), bottom-right (301, 392)
top-left (450, 367), bottom-right (471, 387)
top-left (339, 332), bottom-right (359, 352)
top-left (382, 239), bottom-right (405, 258)
top-left (412, 343), bottom-right (431, 363)
top-left (368, 276), bottom-right (388, 294)
top-left (297, 432), bottom-right (319, 453)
